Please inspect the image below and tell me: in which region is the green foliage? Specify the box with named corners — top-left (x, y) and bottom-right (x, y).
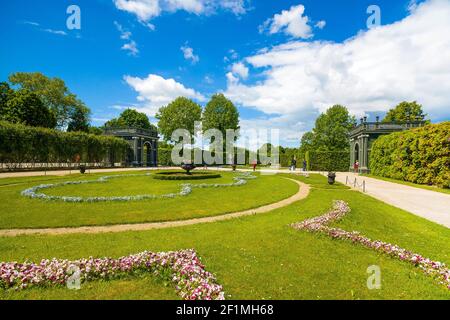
top-left (67, 103), bottom-right (90, 132)
top-left (158, 148), bottom-right (174, 166)
top-left (1, 89), bottom-right (56, 128)
top-left (105, 109), bottom-right (154, 130)
top-left (8, 72), bottom-right (90, 129)
top-left (311, 105), bottom-right (355, 151)
top-left (156, 97), bottom-right (202, 142)
top-left (383, 101), bottom-right (428, 123)
top-left (299, 105), bottom-right (355, 160)
top-left (153, 172), bottom-right (221, 180)
top-left (0, 82), bottom-right (13, 109)
top-left (88, 126), bottom-right (104, 135)
top-left (279, 149), bottom-right (348, 171)
top-left (0, 121), bottom-right (129, 168)
top-left (370, 122), bottom-right (450, 188)
top-left (308, 151), bottom-right (349, 172)
top-left (202, 93), bottom-right (239, 137)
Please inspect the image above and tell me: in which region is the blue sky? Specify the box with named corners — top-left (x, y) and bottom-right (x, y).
top-left (1, 0), bottom-right (449, 147)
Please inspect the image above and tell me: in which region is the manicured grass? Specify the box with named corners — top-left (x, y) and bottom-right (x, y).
top-left (0, 275), bottom-right (178, 300)
top-left (0, 171), bottom-right (298, 229)
top-left (0, 174), bottom-right (448, 299)
top-left (362, 174), bottom-right (450, 195)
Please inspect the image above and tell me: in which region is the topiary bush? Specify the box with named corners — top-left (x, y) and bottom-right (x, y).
top-left (370, 122), bottom-right (450, 188)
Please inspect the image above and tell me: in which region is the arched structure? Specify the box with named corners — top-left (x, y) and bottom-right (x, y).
top-left (103, 127), bottom-right (158, 167)
top-left (349, 117), bottom-right (425, 173)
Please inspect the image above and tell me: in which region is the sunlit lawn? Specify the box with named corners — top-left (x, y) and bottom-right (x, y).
top-left (0, 174), bottom-right (449, 300)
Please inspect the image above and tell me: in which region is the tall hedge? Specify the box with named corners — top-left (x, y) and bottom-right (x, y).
top-left (158, 148), bottom-right (174, 166)
top-left (0, 121), bottom-right (129, 169)
top-left (308, 151), bottom-right (349, 171)
top-left (370, 122), bottom-right (450, 188)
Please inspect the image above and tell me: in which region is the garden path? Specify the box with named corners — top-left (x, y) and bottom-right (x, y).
top-left (332, 172), bottom-right (450, 228)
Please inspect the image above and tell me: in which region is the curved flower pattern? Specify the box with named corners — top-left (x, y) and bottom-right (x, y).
top-left (291, 200), bottom-right (450, 290)
top-left (0, 249), bottom-right (225, 300)
top-left (21, 172), bottom-right (257, 203)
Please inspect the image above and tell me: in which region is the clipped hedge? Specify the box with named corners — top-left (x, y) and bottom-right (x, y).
top-left (158, 147), bottom-right (174, 166)
top-left (153, 171), bottom-right (221, 180)
top-left (370, 122), bottom-right (450, 188)
top-left (0, 121), bottom-right (129, 169)
top-left (308, 151), bottom-right (349, 172)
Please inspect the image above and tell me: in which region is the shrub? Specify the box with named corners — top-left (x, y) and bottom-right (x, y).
top-left (0, 121), bottom-right (129, 169)
top-left (153, 171), bottom-right (221, 180)
top-left (370, 122), bottom-right (450, 188)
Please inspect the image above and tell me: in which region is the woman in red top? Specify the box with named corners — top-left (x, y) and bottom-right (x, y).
top-left (354, 161), bottom-right (359, 173)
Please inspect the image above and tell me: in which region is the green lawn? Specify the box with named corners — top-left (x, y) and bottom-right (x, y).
top-left (0, 170), bottom-right (298, 229)
top-left (0, 174), bottom-right (448, 300)
top-left (362, 174), bottom-right (450, 195)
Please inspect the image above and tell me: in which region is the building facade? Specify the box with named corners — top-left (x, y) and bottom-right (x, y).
top-left (103, 127), bottom-right (158, 167)
top-left (349, 117), bottom-right (425, 173)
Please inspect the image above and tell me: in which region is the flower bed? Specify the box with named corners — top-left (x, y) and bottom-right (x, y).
top-left (291, 200), bottom-right (450, 290)
top-left (153, 171), bottom-right (222, 180)
top-left (0, 249), bottom-right (225, 300)
top-left (21, 172), bottom-right (257, 203)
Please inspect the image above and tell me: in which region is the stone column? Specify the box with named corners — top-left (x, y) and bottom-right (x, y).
top-left (349, 138), bottom-right (355, 171)
top-left (133, 137), bottom-right (138, 165)
top-left (358, 134), bottom-right (370, 173)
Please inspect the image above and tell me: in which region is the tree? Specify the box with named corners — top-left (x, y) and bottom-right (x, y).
top-left (0, 82), bottom-right (13, 110)
top-left (1, 89), bottom-right (56, 128)
top-left (156, 97), bottom-right (202, 143)
top-left (383, 101), bottom-right (428, 123)
top-left (105, 109), bottom-right (154, 130)
top-left (8, 72), bottom-right (91, 128)
top-left (67, 103), bottom-right (90, 132)
top-left (311, 105), bottom-right (355, 151)
top-left (299, 105), bottom-right (355, 153)
top-left (88, 126), bottom-right (104, 135)
top-left (299, 131), bottom-right (314, 155)
top-left (203, 93), bottom-right (239, 143)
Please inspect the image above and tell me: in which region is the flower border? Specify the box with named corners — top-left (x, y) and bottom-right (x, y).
top-left (0, 249), bottom-right (225, 300)
top-left (291, 200), bottom-right (450, 290)
top-left (21, 172), bottom-right (257, 203)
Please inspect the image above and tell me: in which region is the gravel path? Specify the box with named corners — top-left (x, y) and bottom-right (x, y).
top-left (332, 172), bottom-right (450, 228)
top-left (0, 178), bottom-right (309, 237)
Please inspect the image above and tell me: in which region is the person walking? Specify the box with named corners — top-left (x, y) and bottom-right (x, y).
top-left (354, 161), bottom-right (359, 174)
top-left (290, 158), bottom-right (297, 171)
top-left (252, 160), bottom-right (257, 172)
top-left (302, 159), bottom-right (307, 172)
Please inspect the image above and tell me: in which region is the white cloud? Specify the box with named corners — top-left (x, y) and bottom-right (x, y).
top-left (22, 21), bottom-right (67, 36)
top-left (315, 20), bottom-right (326, 29)
top-left (124, 74), bottom-right (206, 115)
top-left (114, 0), bottom-right (248, 26)
top-left (114, 21), bottom-right (132, 40)
top-left (226, 0), bottom-right (450, 126)
top-left (114, 21), bottom-right (139, 56)
top-left (203, 75), bottom-right (214, 84)
top-left (181, 45), bottom-right (200, 64)
top-left (122, 40), bottom-right (139, 56)
top-left (42, 29), bottom-right (67, 36)
top-left (166, 0), bottom-right (204, 14)
top-left (114, 0), bottom-right (161, 22)
top-left (231, 62), bottom-right (249, 79)
top-left (260, 4), bottom-right (313, 39)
